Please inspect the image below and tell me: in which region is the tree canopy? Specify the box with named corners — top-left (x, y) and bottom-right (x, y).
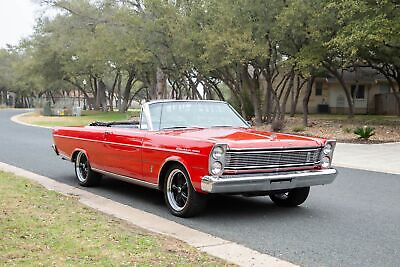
top-left (0, 0), bottom-right (399, 122)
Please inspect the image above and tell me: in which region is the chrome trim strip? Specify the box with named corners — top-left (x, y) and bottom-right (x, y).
top-left (201, 168), bottom-right (338, 193)
top-left (54, 134), bottom-right (139, 148)
top-left (53, 134), bottom-right (200, 155)
top-left (92, 168), bottom-right (159, 190)
top-left (59, 153), bottom-right (71, 161)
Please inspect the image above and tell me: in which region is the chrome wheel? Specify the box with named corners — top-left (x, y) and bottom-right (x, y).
top-left (166, 169), bottom-right (189, 212)
top-left (75, 152), bottom-right (89, 183)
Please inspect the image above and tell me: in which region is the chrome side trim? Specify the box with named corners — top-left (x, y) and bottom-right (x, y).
top-left (92, 168), bottom-right (159, 190)
top-left (53, 134), bottom-right (200, 155)
top-left (201, 168), bottom-right (337, 193)
top-left (59, 153), bottom-right (71, 161)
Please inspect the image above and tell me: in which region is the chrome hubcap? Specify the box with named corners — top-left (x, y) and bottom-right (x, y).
top-left (167, 169), bottom-right (189, 212)
top-left (76, 152), bottom-right (89, 182)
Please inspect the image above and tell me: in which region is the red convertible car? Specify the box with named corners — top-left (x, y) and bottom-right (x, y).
top-left (52, 100), bottom-right (337, 217)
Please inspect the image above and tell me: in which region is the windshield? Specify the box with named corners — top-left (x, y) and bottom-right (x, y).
top-left (148, 101), bottom-right (249, 131)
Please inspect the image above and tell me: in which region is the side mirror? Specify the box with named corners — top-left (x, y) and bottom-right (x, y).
top-left (246, 120), bottom-right (254, 127)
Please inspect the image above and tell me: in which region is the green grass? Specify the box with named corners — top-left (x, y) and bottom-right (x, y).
top-left (19, 110), bottom-right (140, 127)
top-left (0, 171), bottom-right (228, 266)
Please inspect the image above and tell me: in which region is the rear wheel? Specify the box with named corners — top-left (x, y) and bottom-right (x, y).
top-left (164, 164), bottom-right (207, 217)
top-left (74, 151), bottom-right (101, 187)
top-left (269, 187), bottom-right (310, 207)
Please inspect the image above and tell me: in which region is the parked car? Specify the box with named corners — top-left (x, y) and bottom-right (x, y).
top-left (52, 100), bottom-right (337, 217)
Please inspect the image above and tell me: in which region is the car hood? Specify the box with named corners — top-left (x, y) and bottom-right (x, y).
top-left (159, 127), bottom-right (325, 149)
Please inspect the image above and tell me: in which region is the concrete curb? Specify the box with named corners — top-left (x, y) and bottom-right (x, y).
top-left (10, 112), bottom-right (52, 129)
top-left (0, 162), bottom-right (297, 267)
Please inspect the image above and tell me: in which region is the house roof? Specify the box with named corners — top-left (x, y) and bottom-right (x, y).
top-left (325, 67), bottom-right (387, 84)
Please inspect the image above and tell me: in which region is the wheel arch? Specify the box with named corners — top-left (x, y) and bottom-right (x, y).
top-left (158, 157), bottom-right (190, 191)
top-left (71, 148), bottom-right (89, 162)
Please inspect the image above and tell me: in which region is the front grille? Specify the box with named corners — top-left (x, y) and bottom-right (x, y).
top-left (225, 148), bottom-right (321, 170)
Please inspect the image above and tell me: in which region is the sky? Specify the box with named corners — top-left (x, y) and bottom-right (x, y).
top-left (0, 0), bottom-right (39, 48)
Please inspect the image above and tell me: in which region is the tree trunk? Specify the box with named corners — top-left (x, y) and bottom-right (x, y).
top-left (109, 71), bottom-right (120, 111)
top-left (303, 76), bottom-right (315, 127)
top-left (290, 74), bottom-right (296, 117)
top-left (117, 73), bottom-right (122, 111)
top-left (262, 69), bottom-right (274, 123)
top-left (121, 71), bottom-right (135, 112)
top-left (393, 78), bottom-right (400, 116)
top-left (156, 67), bottom-right (167, 99)
top-left (280, 69), bottom-right (295, 120)
top-left (291, 76), bottom-right (306, 117)
top-left (96, 79), bottom-right (107, 111)
top-left (325, 66), bottom-right (354, 117)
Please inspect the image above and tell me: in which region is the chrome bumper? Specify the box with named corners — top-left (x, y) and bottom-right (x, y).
top-left (201, 168), bottom-right (337, 193)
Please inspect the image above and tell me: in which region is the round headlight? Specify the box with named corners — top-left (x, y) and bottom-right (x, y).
top-left (323, 144), bottom-right (332, 155)
top-left (212, 146), bottom-right (224, 159)
top-left (321, 156), bottom-right (331, 168)
top-left (211, 161), bottom-right (223, 176)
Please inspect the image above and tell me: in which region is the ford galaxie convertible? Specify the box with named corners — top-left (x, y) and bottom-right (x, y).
top-left (52, 100), bottom-right (337, 217)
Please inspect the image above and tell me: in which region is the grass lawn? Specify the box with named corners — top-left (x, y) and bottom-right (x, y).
top-left (18, 110), bottom-right (140, 127)
top-left (0, 171), bottom-right (228, 266)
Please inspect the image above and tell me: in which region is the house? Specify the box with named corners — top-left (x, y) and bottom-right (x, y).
top-left (303, 68), bottom-right (397, 115)
top-left (0, 89), bottom-right (16, 107)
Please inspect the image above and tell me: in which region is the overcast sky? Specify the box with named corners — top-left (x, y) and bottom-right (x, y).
top-left (0, 0), bottom-right (39, 48)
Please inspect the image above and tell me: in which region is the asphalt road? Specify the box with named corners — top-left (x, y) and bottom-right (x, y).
top-left (1, 109), bottom-right (399, 267)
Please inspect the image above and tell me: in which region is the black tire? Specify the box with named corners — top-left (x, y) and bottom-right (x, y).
top-left (74, 151), bottom-right (101, 187)
top-left (269, 187), bottom-right (310, 207)
top-left (163, 164), bottom-right (207, 217)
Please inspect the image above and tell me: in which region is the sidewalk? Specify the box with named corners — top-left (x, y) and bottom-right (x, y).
top-left (333, 142), bottom-right (400, 175)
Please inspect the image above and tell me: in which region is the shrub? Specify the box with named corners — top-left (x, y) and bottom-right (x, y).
top-left (354, 126), bottom-right (375, 140)
top-left (271, 119), bottom-right (285, 132)
top-left (292, 126), bottom-right (306, 132)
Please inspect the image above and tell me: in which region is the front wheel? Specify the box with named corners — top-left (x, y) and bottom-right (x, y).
top-left (164, 164), bottom-right (207, 217)
top-left (269, 187), bottom-right (310, 207)
top-left (74, 151), bottom-right (101, 187)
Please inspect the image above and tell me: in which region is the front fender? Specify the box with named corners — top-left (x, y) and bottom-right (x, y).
top-left (158, 155), bottom-right (209, 193)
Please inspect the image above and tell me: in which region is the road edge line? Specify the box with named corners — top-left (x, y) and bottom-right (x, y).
top-left (10, 111), bottom-right (52, 129)
top-left (0, 162), bottom-right (297, 267)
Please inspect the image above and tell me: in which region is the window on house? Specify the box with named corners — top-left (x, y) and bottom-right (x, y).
top-left (315, 81), bottom-right (323, 96)
top-left (351, 84), bottom-right (365, 99)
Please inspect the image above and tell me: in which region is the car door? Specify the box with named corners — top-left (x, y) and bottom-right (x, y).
top-left (102, 128), bottom-right (144, 179)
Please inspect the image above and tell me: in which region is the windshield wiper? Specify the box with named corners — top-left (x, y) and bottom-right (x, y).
top-left (211, 125), bottom-right (234, 128)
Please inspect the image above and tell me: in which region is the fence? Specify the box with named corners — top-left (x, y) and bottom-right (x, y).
top-left (374, 93), bottom-right (400, 115)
